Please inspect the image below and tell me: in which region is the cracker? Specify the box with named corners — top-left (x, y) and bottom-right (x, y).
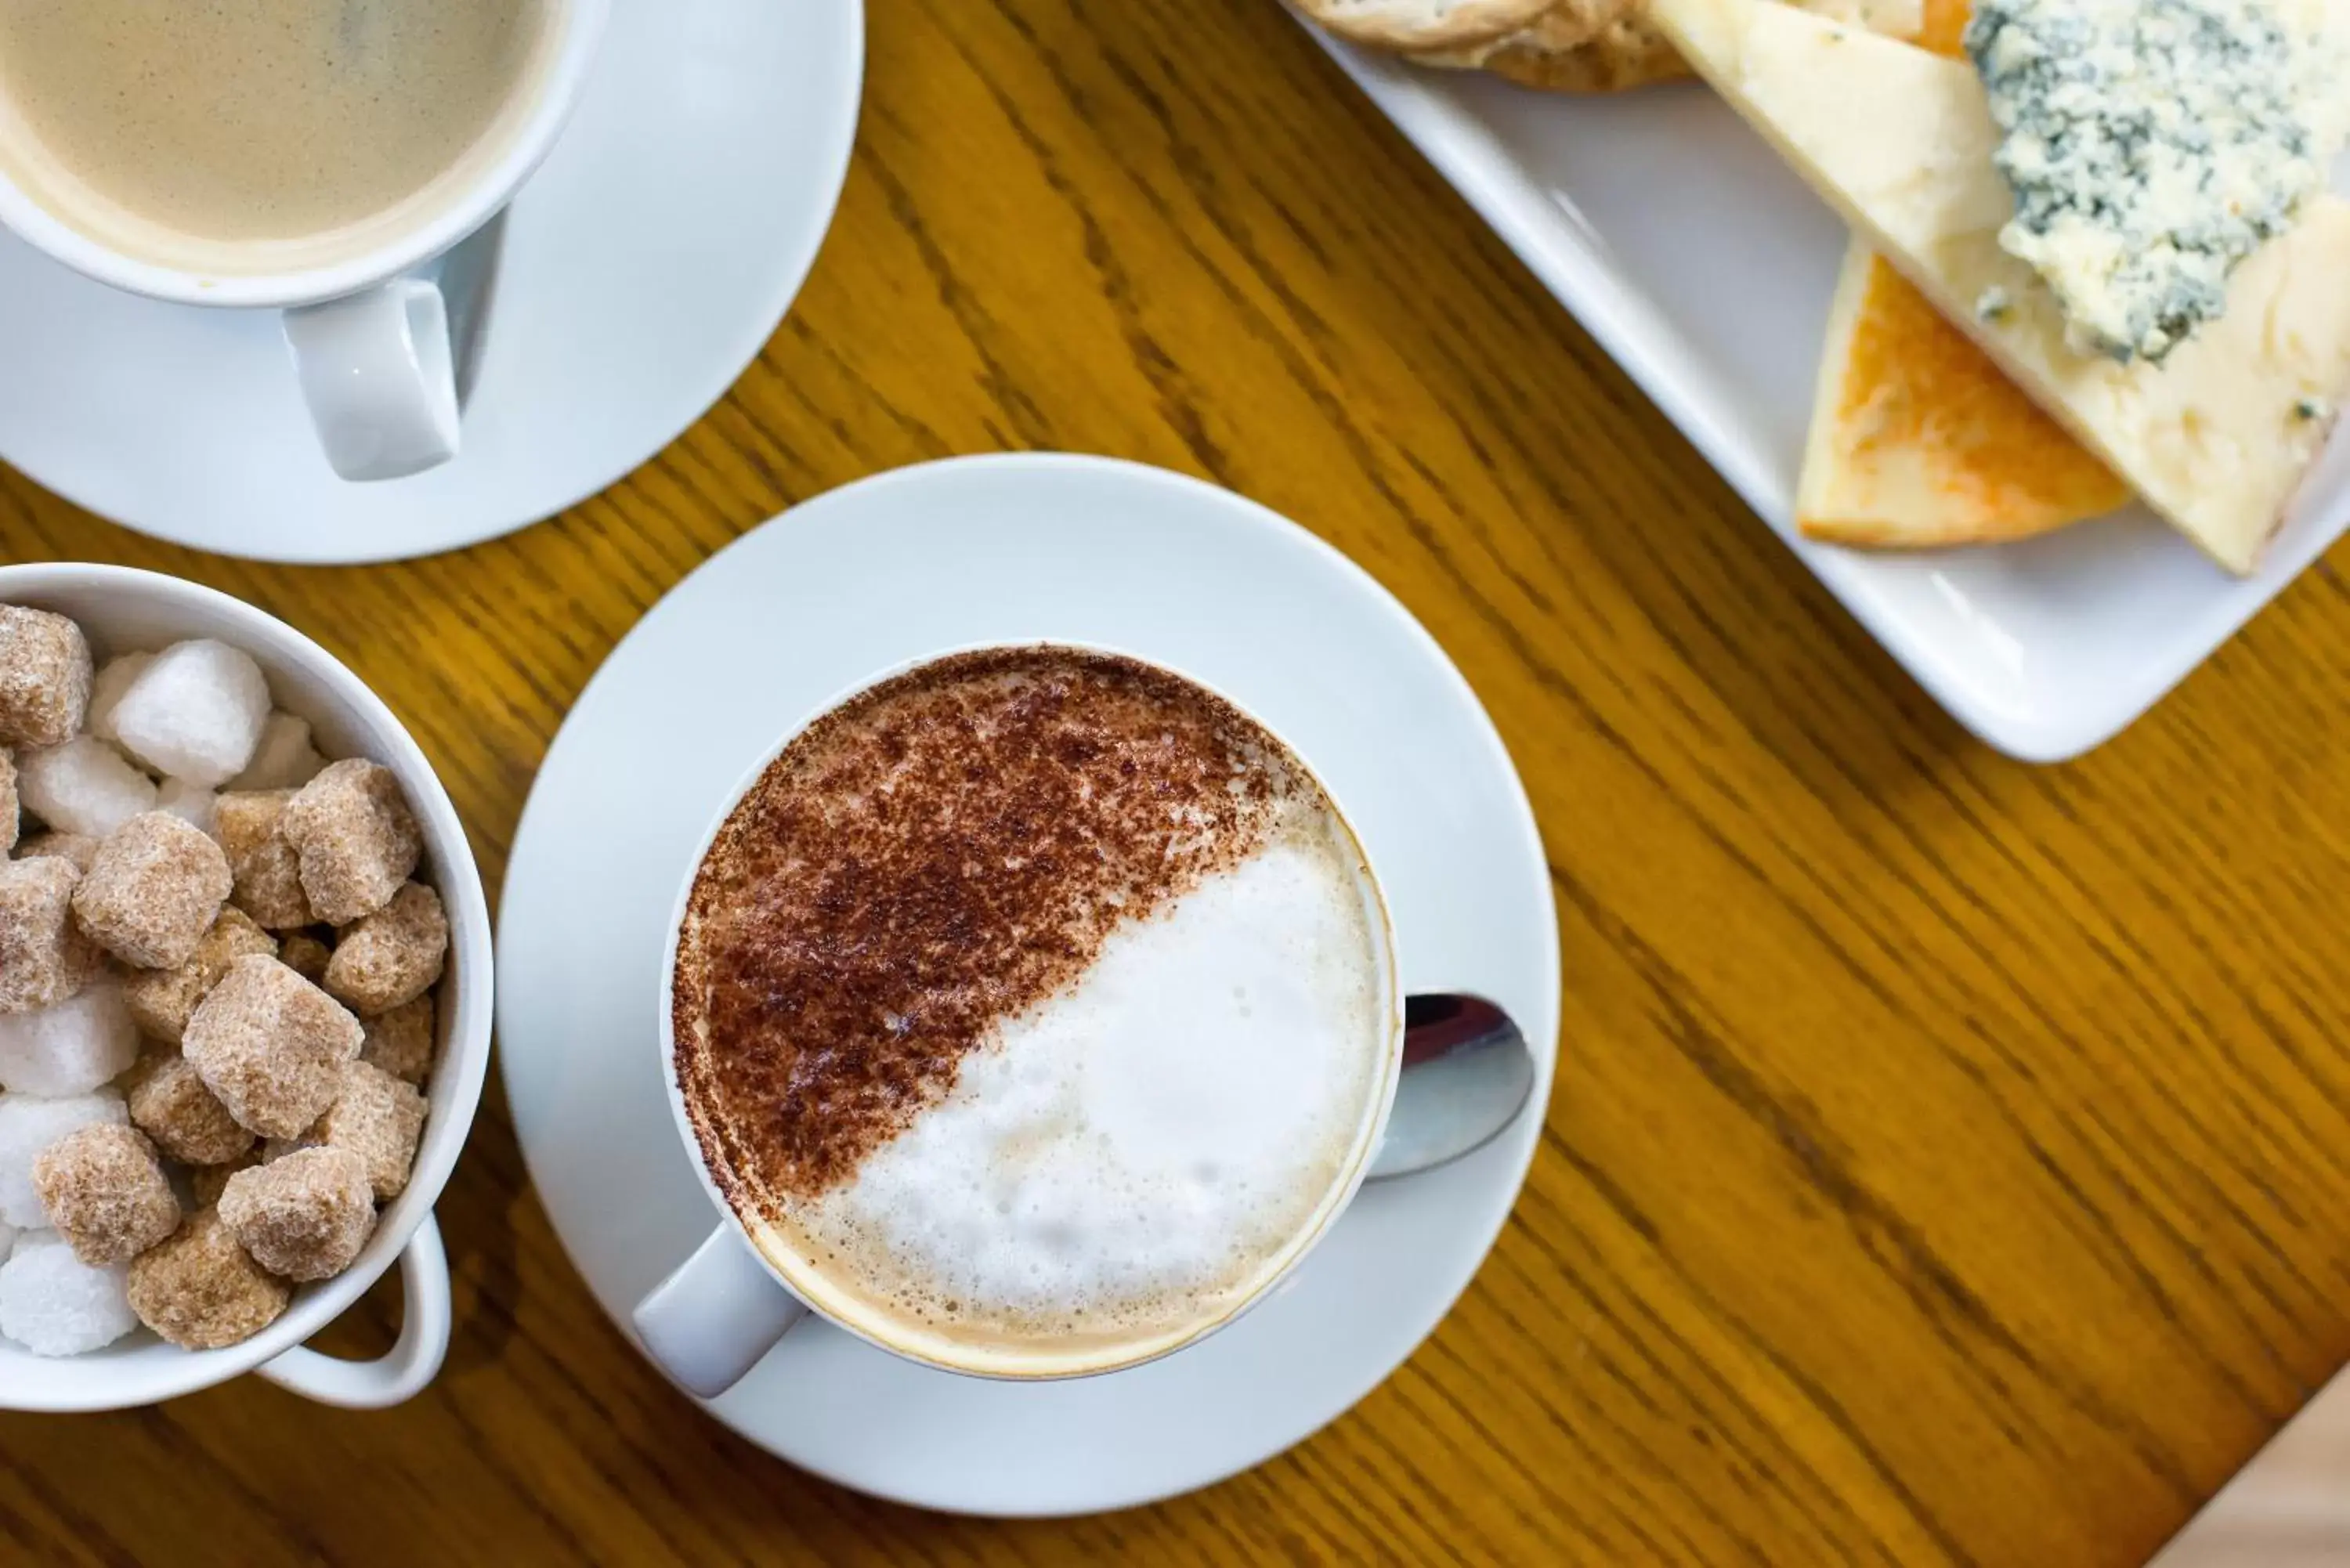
top-left (1488, 14), bottom-right (1696, 91)
top-left (1297, 0), bottom-right (1557, 52)
top-left (1409, 0), bottom-right (1628, 65)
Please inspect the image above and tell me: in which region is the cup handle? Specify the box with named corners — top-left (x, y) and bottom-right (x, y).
top-left (283, 277), bottom-right (461, 482)
top-left (632, 1225), bottom-right (808, 1399)
top-left (254, 1215), bottom-right (452, 1410)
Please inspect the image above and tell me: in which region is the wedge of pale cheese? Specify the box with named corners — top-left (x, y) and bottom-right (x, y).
top-left (1652, 0), bottom-right (2350, 574)
top-left (1797, 0), bottom-right (1922, 34)
top-left (1798, 0), bottom-right (2129, 547)
top-left (1799, 248), bottom-right (2132, 545)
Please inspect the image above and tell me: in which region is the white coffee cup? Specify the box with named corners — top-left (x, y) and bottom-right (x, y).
top-left (633, 642), bottom-right (1432, 1398)
top-left (0, 3), bottom-right (609, 484)
top-left (0, 564), bottom-right (494, 1413)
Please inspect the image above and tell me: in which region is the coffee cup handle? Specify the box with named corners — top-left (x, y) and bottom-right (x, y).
top-left (253, 1215), bottom-right (452, 1409)
top-left (283, 277), bottom-right (461, 482)
top-left (632, 1225), bottom-right (808, 1399)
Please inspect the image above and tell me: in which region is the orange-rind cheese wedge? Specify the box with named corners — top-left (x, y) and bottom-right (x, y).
top-left (1799, 248), bottom-right (2133, 547)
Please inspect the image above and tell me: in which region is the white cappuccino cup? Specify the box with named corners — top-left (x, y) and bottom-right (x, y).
top-left (633, 642), bottom-right (1488, 1397)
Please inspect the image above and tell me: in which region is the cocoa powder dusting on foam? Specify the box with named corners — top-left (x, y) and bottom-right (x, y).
top-left (674, 649), bottom-right (1288, 1212)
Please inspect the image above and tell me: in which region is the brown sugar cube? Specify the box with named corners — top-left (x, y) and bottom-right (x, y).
top-left (232, 840), bottom-right (311, 931)
top-left (32, 1123), bottom-right (181, 1266)
top-left (14, 830), bottom-right (97, 872)
top-left (182, 956), bottom-right (363, 1139)
top-left (123, 1049), bottom-right (255, 1166)
top-left (281, 761), bottom-right (421, 927)
top-left (0, 607), bottom-right (92, 750)
top-left (0, 856), bottom-right (102, 1014)
top-left (212, 790), bottom-right (281, 862)
top-left (125, 1207), bottom-right (288, 1349)
top-left (1, 748), bottom-right (16, 856)
top-left (122, 907), bottom-right (277, 1045)
top-left (214, 790), bottom-right (313, 930)
top-left (217, 1147), bottom-right (375, 1282)
top-left (359, 994), bottom-right (435, 1086)
top-left (278, 931), bottom-right (331, 985)
top-left (324, 883), bottom-right (446, 1015)
top-left (71, 813), bottom-right (233, 970)
top-left (189, 1149), bottom-right (260, 1209)
top-left (306, 1061), bottom-right (427, 1201)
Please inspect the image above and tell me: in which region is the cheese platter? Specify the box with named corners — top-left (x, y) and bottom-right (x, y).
top-left (1292, 0), bottom-right (2350, 761)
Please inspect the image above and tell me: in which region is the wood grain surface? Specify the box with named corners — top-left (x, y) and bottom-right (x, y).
top-left (3, 1), bottom-right (2348, 1562)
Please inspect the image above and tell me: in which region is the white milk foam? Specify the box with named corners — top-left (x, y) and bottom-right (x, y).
top-left (779, 811), bottom-right (1389, 1357)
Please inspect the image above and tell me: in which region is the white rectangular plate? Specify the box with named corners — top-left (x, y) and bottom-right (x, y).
top-left (1303, 29), bottom-right (2350, 762)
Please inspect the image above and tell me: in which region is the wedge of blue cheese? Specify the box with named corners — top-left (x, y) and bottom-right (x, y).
top-left (1647, 0), bottom-right (2350, 574)
top-left (1967, 0), bottom-right (2329, 365)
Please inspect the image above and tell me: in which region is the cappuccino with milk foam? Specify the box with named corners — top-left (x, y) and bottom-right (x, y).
top-left (671, 648), bottom-right (1397, 1375)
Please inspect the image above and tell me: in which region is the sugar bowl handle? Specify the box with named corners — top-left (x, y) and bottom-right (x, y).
top-left (255, 1214), bottom-right (452, 1409)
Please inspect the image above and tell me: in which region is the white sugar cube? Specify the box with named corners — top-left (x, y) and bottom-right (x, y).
top-left (227, 712), bottom-right (325, 793)
top-left (0, 1091), bottom-right (127, 1228)
top-left (9, 1228), bottom-right (59, 1260)
top-left (85, 652), bottom-right (155, 746)
top-left (154, 779), bottom-right (217, 837)
top-left (110, 641), bottom-right (271, 789)
top-left (0, 981), bottom-right (138, 1097)
top-left (0, 1243), bottom-right (136, 1355)
top-left (17, 737), bottom-right (157, 838)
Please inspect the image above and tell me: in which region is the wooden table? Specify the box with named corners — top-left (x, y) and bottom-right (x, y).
top-left (4, 2), bottom-right (2347, 1562)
